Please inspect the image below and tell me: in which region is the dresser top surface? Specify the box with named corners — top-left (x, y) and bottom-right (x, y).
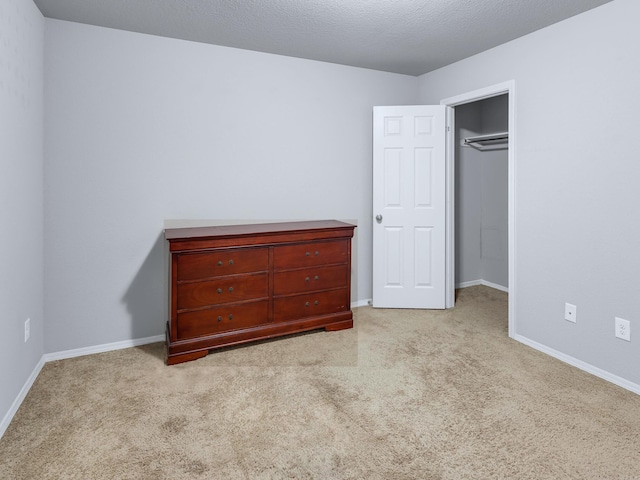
top-left (165, 220), bottom-right (355, 242)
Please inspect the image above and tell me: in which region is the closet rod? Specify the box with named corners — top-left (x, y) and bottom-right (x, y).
top-left (462, 131), bottom-right (509, 151)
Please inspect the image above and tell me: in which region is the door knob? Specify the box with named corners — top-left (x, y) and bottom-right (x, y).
top-left (375, 214), bottom-right (383, 223)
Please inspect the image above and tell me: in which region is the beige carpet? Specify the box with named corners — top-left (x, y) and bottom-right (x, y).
top-left (1, 286), bottom-right (639, 479)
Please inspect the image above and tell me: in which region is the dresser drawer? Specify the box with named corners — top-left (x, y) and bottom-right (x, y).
top-left (177, 301), bottom-right (269, 339)
top-left (177, 273), bottom-right (268, 310)
top-left (273, 240), bottom-right (348, 270)
top-left (177, 247), bottom-right (268, 281)
top-left (273, 288), bottom-right (349, 322)
top-left (274, 264), bottom-right (348, 295)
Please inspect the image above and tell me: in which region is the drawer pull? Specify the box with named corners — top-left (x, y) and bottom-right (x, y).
top-left (315, 251), bottom-right (319, 256)
top-left (229, 259), bottom-right (234, 265)
top-left (305, 301), bottom-right (310, 307)
top-left (217, 260), bottom-right (223, 266)
top-left (228, 314), bottom-right (233, 320)
top-left (217, 316), bottom-right (222, 322)
top-left (217, 288), bottom-right (223, 294)
top-left (228, 287), bottom-right (234, 293)
top-left (305, 277), bottom-right (310, 282)
top-left (314, 275), bottom-right (319, 281)
top-left (314, 300), bottom-right (319, 305)
top-left (305, 252), bottom-right (310, 257)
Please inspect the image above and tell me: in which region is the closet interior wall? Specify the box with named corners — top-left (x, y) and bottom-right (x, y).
top-left (454, 94), bottom-right (509, 290)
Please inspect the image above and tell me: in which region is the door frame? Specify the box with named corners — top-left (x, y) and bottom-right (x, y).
top-left (441, 80), bottom-right (516, 338)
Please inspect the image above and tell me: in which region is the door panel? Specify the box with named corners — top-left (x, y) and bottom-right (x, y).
top-left (373, 105), bottom-right (447, 308)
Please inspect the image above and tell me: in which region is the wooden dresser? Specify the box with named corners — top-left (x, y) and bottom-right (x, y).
top-left (165, 220), bottom-right (356, 365)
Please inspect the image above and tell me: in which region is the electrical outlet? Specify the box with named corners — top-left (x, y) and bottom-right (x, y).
top-left (615, 317), bottom-right (631, 342)
top-left (564, 303), bottom-right (577, 323)
top-left (24, 318), bottom-right (30, 343)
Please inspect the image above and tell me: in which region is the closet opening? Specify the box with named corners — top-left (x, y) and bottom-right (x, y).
top-left (454, 94), bottom-right (509, 294)
top-left (442, 82), bottom-right (515, 338)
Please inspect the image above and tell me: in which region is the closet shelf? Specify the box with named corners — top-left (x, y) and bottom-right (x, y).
top-left (462, 132), bottom-right (508, 151)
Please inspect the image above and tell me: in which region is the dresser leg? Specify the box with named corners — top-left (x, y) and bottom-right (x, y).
top-left (166, 349), bottom-right (209, 365)
top-left (324, 319), bottom-right (353, 331)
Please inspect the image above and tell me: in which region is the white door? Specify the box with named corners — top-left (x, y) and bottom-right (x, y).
top-left (372, 105), bottom-right (448, 308)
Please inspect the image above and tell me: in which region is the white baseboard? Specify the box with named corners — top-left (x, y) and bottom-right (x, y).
top-left (513, 334), bottom-right (640, 395)
top-left (43, 334), bottom-right (165, 363)
top-left (352, 299), bottom-right (372, 308)
top-left (1, 334), bottom-right (164, 440)
top-left (456, 279), bottom-right (509, 293)
top-left (0, 356), bottom-right (45, 439)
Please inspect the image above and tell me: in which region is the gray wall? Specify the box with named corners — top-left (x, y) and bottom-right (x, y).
top-left (454, 105), bottom-right (483, 284)
top-left (420, 0), bottom-right (640, 385)
top-left (0, 0), bottom-right (44, 429)
top-left (479, 95), bottom-right (508, 288)
top-left (43, 19), bottom-right (419, 353)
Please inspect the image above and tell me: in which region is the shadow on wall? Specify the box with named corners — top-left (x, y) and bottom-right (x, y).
top-left (120, 220), bottom-right (360, 352)
top-left (122, 232), bottom-right (167, 342)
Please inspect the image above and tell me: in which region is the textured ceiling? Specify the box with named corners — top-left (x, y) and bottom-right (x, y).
top-left (33, 0), bottom-right (613, 76)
